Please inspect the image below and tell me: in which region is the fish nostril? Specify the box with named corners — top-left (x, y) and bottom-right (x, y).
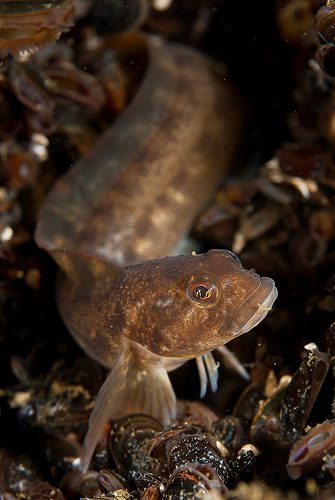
top-left (223, 250), bottom-right (242, 265)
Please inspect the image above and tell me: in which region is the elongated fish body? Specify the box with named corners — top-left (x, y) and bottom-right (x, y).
top-left (35, 32), bottom-right (277, 474)
top-left (35, 32), bottom-right (243, 265)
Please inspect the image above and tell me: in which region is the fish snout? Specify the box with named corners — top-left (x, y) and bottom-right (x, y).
top-left (229, 276), bottom-right (278, 338)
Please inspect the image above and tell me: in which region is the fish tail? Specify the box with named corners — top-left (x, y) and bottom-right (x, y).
top-left (79, 343), bottom-right (176, 473)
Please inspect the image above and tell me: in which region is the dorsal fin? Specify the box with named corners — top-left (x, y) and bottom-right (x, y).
top-left (50, 248), bottom-right (124, 284)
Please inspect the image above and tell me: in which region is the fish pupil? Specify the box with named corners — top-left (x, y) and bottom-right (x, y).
top-left (186, 279), bottom-right (219, 306)
top-left (195, 285), bottom-right (212, 299)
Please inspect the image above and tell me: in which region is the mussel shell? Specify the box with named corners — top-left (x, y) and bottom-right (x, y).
top-left (279, 347), bottom-right (331, 445)
top-left (141, 485), bottom-right (161, 500)
top-left (212, 416), bottom-right (245, 454)
top-left (0, 0), bottom-right (75, 55)
top-left (316, 3), bottom-right (335, 44)
top-left (230, 445), bottom-right (258, 481)
top-left (76, 470), bottom-right (100, 498)
top-left (289, 230), bottom-right (327, 270)
top-left (233, 382), bottom-right (265, 423)
top-left (109, 414), bottom-right (163, 473)
top-left (0, 1), bottom-right (68, 15)
top-left (97, 469), bottom-right (126, 494)
top-left (15, 359), bottom-right (101, 431)
top-left (8, 59), bottom-right (55, 119)
top-left (149, 426), bottom-right (201, 460)
top-left (164, 464), bottom-right (228, 498)
top-left (250, 383), bottom-right (288, 449)
top-left (43, 66), bottom-right (105, 112)
top-left (164, 429), bottom-right (235, 488)
top-left (43, 434), bottom-right (82, 481)
top-left (238, 204), bottom-right (282, 243)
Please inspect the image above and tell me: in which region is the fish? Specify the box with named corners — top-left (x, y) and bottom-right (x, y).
top-left (35, 32), bottom-right (277, 473)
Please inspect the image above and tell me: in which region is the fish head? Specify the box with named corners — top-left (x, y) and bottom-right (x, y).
top-left (123, 249), bottom-right (278, 358)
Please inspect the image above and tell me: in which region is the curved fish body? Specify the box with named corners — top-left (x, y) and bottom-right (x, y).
top-left (35, 32), bottom-right (277, 473)
top-left (35, 32), bottom-right (243, 265)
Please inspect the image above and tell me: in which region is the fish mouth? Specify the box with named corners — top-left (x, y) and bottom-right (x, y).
top-left (229, 276), bottom-right (278, 338)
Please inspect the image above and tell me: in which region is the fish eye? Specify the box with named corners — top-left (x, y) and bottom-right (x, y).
top-left (186, 279), bottom-right (220, 307)
top-left (224, 250), bottom-right (241, 265)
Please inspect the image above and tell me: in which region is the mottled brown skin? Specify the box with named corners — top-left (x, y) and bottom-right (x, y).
top-left (35, 32), bottom-right (244, 265)
top-left (51, 246), bottom-right (276, 476)
top-left (35, 33), bottom-right (277, 474)
top-left (54, 249), bottom-right (275, 365)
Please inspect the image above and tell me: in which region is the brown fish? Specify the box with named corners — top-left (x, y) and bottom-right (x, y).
top-left (35, 32), bottom-right (277, 473)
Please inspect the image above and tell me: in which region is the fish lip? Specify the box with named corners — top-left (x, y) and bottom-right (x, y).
top-left (227, 276), bottom-right (278, 338)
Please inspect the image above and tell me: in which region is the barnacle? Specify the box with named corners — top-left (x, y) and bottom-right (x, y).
top-left (0, 0), bottom-right (75, 57)
top-left (287, 421), bottom-right (335, 480)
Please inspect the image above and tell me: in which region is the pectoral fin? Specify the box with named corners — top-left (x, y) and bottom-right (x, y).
top-left (79, 344), bottom-right (176, 473)
top-left (50, 248), bottom-right (124, 284)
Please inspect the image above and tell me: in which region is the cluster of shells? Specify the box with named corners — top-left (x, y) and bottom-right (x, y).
top-left (1, 0), bottom-right (335, 499)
